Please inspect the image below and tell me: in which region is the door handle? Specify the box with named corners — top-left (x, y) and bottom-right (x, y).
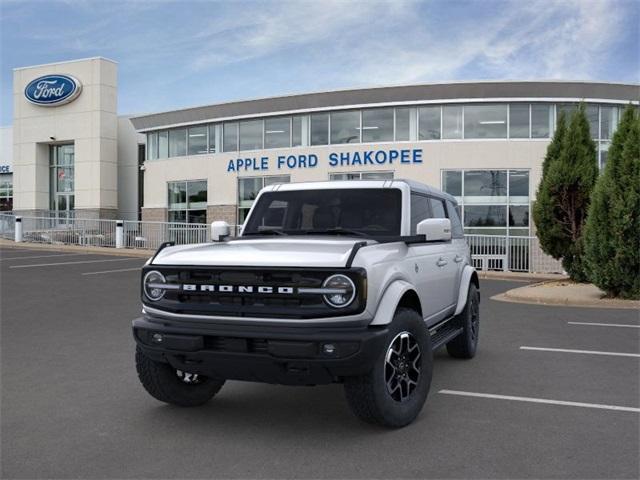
top-left (454, 255), bottom-right (464, 263)
top-left (436, 257), bottom-right (448, 267)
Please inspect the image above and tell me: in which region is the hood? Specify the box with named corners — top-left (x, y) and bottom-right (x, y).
top-left (152, 236), bottom-right (369, 268)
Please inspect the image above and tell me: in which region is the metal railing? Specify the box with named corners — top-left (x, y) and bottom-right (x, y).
top-left (1, 213), bottom-right (564, 274)
top-left (465, 234), bottom-right (564, 274)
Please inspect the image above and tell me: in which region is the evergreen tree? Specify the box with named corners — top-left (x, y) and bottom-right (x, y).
top-left (584, 106), bottom-right (640, 298)
top-left (533, 104), bottom-right (598, 281)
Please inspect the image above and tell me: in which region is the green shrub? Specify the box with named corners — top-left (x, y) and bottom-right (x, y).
top-left (584, 106), bottom-right (640, 299)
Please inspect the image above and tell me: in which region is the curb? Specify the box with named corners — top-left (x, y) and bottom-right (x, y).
top-left (0, 238), bottom-right (154, 258)
top-left (479, 271), bottom-right (567, 282)
top-left (492, 282), bottom-right (640, 310)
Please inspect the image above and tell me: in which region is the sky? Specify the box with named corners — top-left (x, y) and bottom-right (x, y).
top-left (0, 0), bottom-right (638, 126)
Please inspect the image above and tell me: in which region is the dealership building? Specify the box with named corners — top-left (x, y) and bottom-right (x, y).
top-left (5, 57), bottom-right (638, 238)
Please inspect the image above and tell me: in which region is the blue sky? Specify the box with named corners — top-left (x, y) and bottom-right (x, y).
top-left (1, 0), bottom-right (638, 126)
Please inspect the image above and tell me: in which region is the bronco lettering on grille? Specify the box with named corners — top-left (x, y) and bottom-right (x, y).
top-left (182, 284), bottom-right (295, 294)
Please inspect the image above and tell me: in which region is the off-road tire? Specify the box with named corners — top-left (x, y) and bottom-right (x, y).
top-left (344, 308), bottom-right (433, 428)
top-left (446, 283), bottom-right (480, 359)
top-left (135, 346), bottom-right (225, 407)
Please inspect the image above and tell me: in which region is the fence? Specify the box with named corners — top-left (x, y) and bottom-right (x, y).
top-left (1, 213), bottom-right (563, 274)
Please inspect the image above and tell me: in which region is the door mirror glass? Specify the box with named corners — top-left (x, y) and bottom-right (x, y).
top-left (416, 218), bottom-right (452, 242)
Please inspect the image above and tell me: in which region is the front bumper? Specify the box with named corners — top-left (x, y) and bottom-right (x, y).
top-left (132, 315), bottom-right (389, 386)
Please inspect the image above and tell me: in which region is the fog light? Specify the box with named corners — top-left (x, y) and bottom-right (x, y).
top-left (152, 333), bottom-right (163, 344)
top-left (323, 343), bottom-right (336, 355)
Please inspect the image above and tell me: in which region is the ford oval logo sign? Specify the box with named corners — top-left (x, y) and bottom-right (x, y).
top-left (24, 74), bottom-right (82, 106)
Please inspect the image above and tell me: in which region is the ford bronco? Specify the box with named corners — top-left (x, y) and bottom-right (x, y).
top-left (133, 180), bottom-right (480, 427)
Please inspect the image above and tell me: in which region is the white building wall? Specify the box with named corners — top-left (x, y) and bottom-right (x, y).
top-left (12, 57), bottom-right (118, 217)
top-left (117, 116), bottom-right (144, 220)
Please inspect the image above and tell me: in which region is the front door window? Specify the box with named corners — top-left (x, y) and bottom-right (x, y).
top-left (50, 144), bottom-right (75, 221)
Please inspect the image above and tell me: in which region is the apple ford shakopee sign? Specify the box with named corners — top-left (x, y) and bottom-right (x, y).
top-left (24, 74), bottom-right (82, 106)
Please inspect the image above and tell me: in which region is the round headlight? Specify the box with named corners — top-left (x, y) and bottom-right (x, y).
top-left (322, 274), bottom-right (356, 308)
top-left (143, 270), bottom-right (166, 301)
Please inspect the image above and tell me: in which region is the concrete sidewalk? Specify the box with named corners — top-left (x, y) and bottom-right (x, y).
top-left (0, 238), bottom-right (153, 258)
top-left (493, 279), bottom-right (640, 310)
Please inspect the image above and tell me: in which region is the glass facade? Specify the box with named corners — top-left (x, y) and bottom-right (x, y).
top-left (442, 169), bottom-right (530, 236)
top-left (329, 171), bottom-right (394, 180)
top-left (168, 180), bottom-right (207, 223)
top-left (143, 103), bottom-right (624, 167)
top-left (238, 175), bottom-right (290, 223)
top-left (49, 144), bottom-right (75, 218)
top-left (0, 173), bottom-right (12, 211)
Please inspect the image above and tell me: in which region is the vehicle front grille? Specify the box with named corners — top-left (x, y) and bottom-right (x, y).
top-left (142, 266), bottom-right (366, 319)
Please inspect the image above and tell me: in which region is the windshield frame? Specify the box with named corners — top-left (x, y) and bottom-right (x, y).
top-left (242, 186), bottom-right (405, 238)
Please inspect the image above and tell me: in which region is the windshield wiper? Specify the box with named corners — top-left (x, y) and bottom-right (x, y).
top-left (303, 228), bottom-right (370, 238)
top-left (244, 229), bottom-right (287, 236)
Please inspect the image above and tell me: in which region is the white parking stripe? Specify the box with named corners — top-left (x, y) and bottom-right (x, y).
top-left (1, 253), bottom-right (88, 261)
top-left (568, 321), bottom-right (640, 329)
top-left (438, 390), bottom-right (640, 413)
top-left (520, 346), bottom-right (640, 358)
top-left (10, 258), bottom-right (141, 269)
top-left (82, 267), bottom-right (142, 275)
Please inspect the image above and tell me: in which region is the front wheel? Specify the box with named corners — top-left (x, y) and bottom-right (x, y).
top-left (344, 308), bottom-right (433, 428)
top-left (446, 283), bottom-right (480, 359)
top-left (135, 346), bottom-right (225, 407)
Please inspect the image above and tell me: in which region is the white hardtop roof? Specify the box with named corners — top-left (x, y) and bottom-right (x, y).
top-left (262, 179), bottom-right (456, 203)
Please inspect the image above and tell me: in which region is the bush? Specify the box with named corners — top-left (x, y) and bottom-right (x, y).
top-left (533, 105), bottom-right (598, 281)
top-left (584, 106), bottom-right (640, 299)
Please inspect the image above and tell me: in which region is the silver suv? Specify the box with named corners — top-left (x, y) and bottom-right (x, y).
top-left (133, 180), bottom-right (480, 427)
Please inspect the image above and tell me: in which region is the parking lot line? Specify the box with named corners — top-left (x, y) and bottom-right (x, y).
top-left (10, 258), bottom-right (141, 269)
top-left (1, 253), bottom-right (88, 261)
top-left (568, 321), bottom-right (640, 329)
top-left (82, 267), bottom-right (143, 275)
top-left (438, 390), bottom-right (640, 413)
top-left (520, 346), bottom-right (640, 358)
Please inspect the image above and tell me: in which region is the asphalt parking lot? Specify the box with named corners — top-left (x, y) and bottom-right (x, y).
top-left (1, 244), bottom-right (638, 479)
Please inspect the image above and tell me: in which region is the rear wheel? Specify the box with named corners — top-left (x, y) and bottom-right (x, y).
top-left (344, 308), bottom-right (432, 428)
top-left (135, 346), bottom-right (225, 407)
top-left (446, 283), bottom-right (480, 359)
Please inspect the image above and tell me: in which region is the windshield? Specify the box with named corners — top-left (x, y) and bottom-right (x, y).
top-left (243, 188), bottom-right (402, 237)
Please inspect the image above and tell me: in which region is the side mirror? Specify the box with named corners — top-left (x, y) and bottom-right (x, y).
top-left (416, 218), bottom-right (452, 242)
top-left (211, 221), bottom-right (230, 242)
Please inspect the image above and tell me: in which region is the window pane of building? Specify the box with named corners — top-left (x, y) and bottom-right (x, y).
top-left (169, 128), bottom-right (187, 157)
top-left (330, 110), bottom-right (360, 144)
top-left (147, 132), bottom-right (158, 160)
top-left (531, 104), bottom-right (552, 138)
top-left (600, 106), bottom-right (619, 140)
top-left (208, 124), bottom-right (217, 153)
top-left (599, 142), bottom-right (610, 170)
top-left (310, 113), bottom-right (329, 145)
top-left (264, 117), bottom-right (291, 149)
top-left (362, 108), bottom-right (393, 142)
top-left (292, 116), bottom-right (303, 146)
top-left (509, 205), bottom-right (529, 227)
top-left (168, 210), bottom-right (186, 223)
top-left (556, 103), bottom-right (577, 120)
top-left (463, 170), bottom-right (507, 203)
top-left (187, 180), bottom-right (207, 209)
top-left (464, 104), bottom-right (507, 139)
top-left (443, 170), bottom-right (462, 197)
top-left (158, 131), bottom-right (168, 159)
top-left (239, 120), bottom-right (263, 151)
top-left (223, 122), bottom-right (238, 152)
top-left (419, 106), bottom-right (441, 140)
top-left (509, 104), bottom-right (529, 138)
top-left (187, 126), bottom-right (207, 155)
top-left (330, 173), bottom-right (360, 180)
top-left (362, 171), bottom-right (394, 180)
top-left (395, 107), bottom-right (411, 141)
top-left (464, 205), bottom-right (507, 227)
top-left (509, 170), bottom-right (529, 202)
top-left (168, 181), bottom-right (187, 209)
top-left (187, 210), bottom-right (207, 224)
top-left (586, 104), bottom-right (599, 139)
top-left (238, 178), bottom-right (263, 209)
top-left (442, 106), bottom-right (463, 139)
top-left (264, 175), bottom-right (290, 187)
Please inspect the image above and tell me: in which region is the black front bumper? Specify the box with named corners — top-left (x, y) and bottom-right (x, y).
top-left (132, 316), bottom-right (389, 386)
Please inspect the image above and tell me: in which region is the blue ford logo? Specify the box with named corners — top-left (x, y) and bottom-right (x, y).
top-left (24, 74), bottom-right (82, 106)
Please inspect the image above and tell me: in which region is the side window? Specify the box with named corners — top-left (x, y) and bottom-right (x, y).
top-left (429, 197), bottom-right (447, 219)
top-left (446, 199), bottom-right (464, 238)
top-left (410, 193), bottom-right (431, 234)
